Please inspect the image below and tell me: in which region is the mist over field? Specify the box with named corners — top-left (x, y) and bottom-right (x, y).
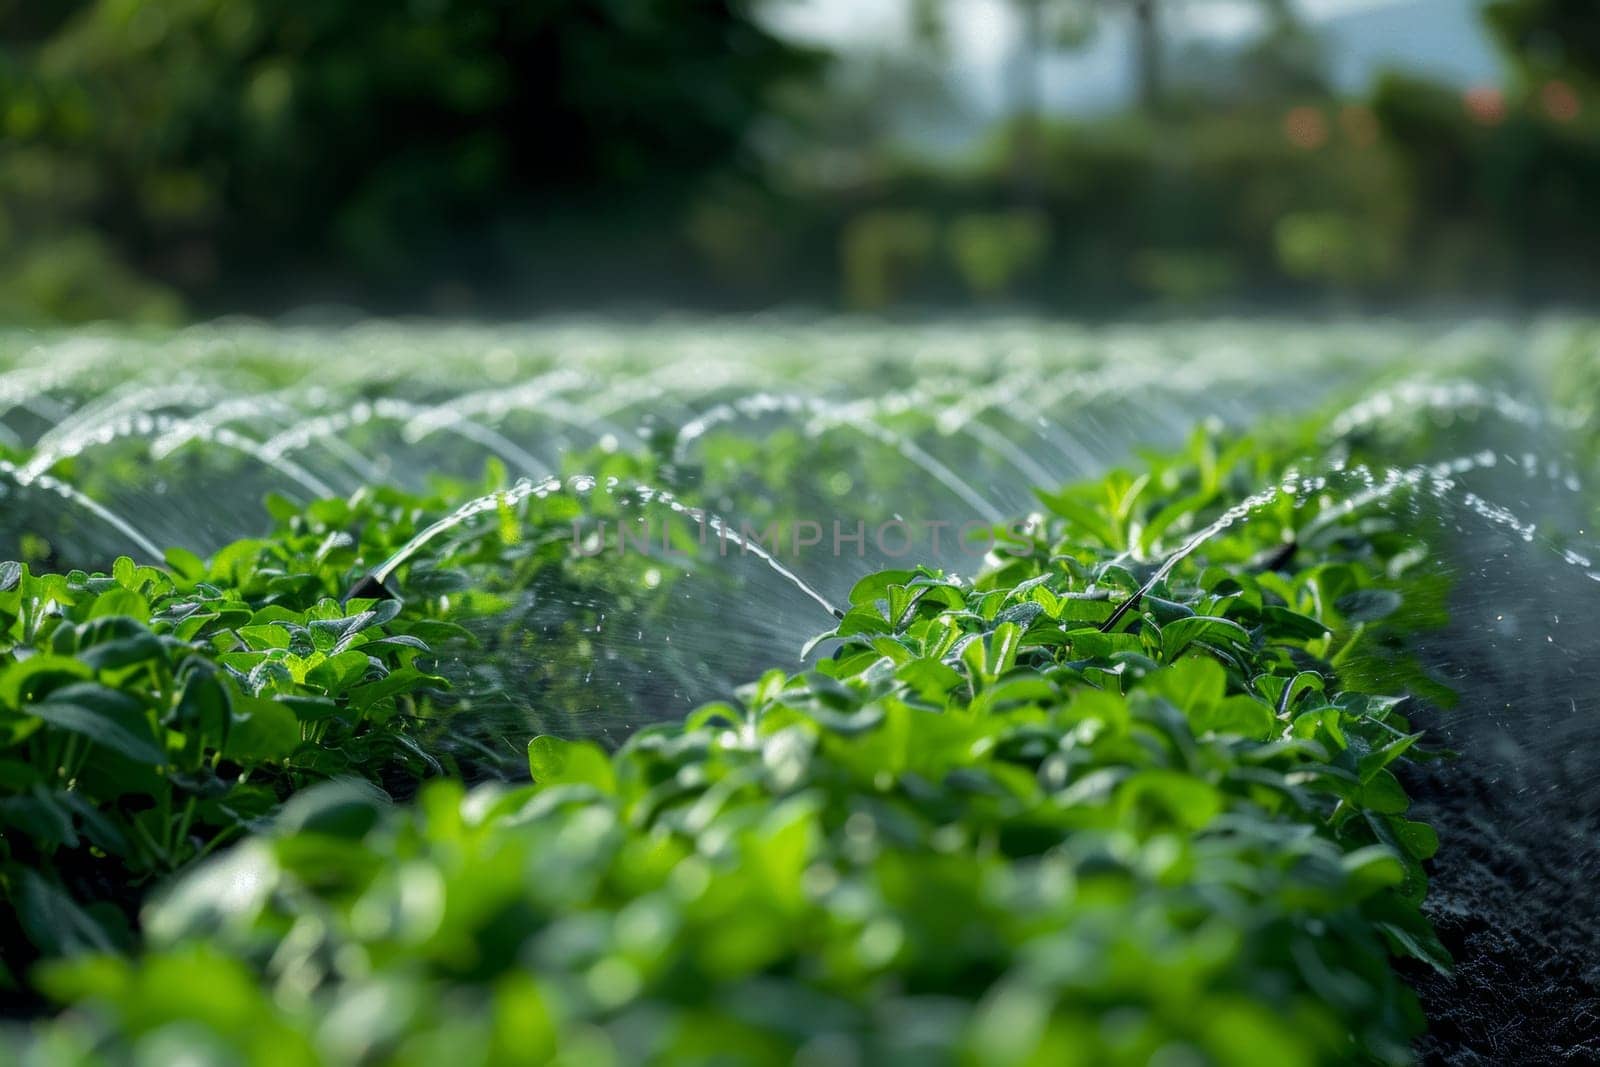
top-left (3, 2), bottom-right (1598, 1064)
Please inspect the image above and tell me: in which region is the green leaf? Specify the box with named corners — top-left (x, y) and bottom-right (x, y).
top-left (1341, 845), bottom-right (1406, 899)
top-left (75, 619), bottom-right (165, 672)
top-left (1359, 769), bottom-right (1410, 814)
top-left (0, 788), bottom-right (78, 851)
top-left (1261, 606), bottom-right (1330, 641)
top-left (175, 670), bottom-right (233, 755)
top-left (1065, 629), bottom-right (1142, 660)
top-left (277, 695), bottom-right (340, 722)
top-left (528, 736), bottom-right (616, 793)
top-left (847, 570), bottom-right (915, 609)
top-left (29, 683), bottom-right (166, 765)
top-left (90, 588), bottom-right (149, 620)
top-left (275, 779), bottom-right (388, 838)
top-left (0, 655), bottom-right (93, 706)
top-left (1191, 695), bottom-right (1276, 740)
top-left (346, 668), bottom-right (446, 712)
top-left (834, 606), bottom-right (891, 638)
top-left (306, 649), bottom-right (373, 691)
top-left (1376, 918), bottom-right (1453, 976)
top-left (1142, 655), bottom-right (1224, 715)
top-left (1257, 670), bottom-right (1325, 715)
top-left (11, 867), bottom-right (119, 957)
top-left (989, 621), bottom-right (1023, 677)
top-left (1159, 615), bottom-right (1251, 661)
top-left (1393, 819), bottom-right (1439, 861)
top-left (237, 624), bottom-right (292, 651)
top-left (224, 696), bottom-right (302, 762)
top-left (895, 657), bottom-right (964, 701)
top-left (164, 547), bottom-right (207, 582)
top-left (1358, 732), bottom-right (1423, 783)
top-left (1118, 770), bottom-right (1223, 830)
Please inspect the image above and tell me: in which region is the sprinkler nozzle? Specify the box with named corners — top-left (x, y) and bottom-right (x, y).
top-left (344, 572), bottom-right (398, 606)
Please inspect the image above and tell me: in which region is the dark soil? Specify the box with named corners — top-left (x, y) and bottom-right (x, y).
top-left (1402, 753), bottom-right (1600, 1065)
top-left (1393, 476), bottom-right (1600, 1065)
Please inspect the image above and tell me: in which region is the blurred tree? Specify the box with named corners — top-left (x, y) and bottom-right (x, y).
top-left (1114, 0), bottom-right (1332, 111)
top-left (841, 209), bottom-right (937, 309)
top-left (1484, 0), bottom-right (1600, 85)
top-left (910, 0), bottom-right (1095, 189)
top-left (764, 47), bottom-right (958, 184)
top-left (2, 0), bottom-right (823, 312)
top-left (0, 0), bottom-right (90, 44)
top-left (1168, 0), bottom-right (1328, 108)
top-left (914, 1), bottom-right (1325, 124)
top-left (946, 210), bottom-right (1051, 299)
top-left (1230, 0), bottom-right (1328, 101)
top-left (1125, 0), bottom-right (1164, 114)
top-left (1361, 1), bottom-right (1600, 305)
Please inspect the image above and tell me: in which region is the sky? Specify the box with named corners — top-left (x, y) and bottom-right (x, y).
top-left (769, 0), bottom-right (1503, 123)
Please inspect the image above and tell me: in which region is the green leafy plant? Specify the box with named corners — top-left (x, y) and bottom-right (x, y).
top-left (0, 451), bottom-right (734, 997)
top-left (11, 425), bottom-right (1452, 1066)
top-left (0, 543), bottom-right (450, 995)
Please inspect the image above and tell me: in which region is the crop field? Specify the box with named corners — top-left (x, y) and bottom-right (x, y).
top-left (1, 319), bottom-right (1598, 1065)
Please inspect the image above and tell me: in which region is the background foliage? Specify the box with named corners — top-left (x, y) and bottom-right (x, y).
top-left (0, 0), bottom-right (1597, 319)
top-left (0, 0), bottom-right (819, 319)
